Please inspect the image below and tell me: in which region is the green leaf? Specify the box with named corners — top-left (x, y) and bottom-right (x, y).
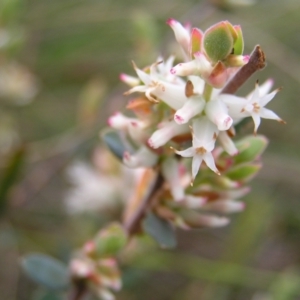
top-left (21, 253), bottom-right (70, 291)
top-left (203, 21), bottom-right (234, 63)
top-left (234, 135), bottom-right (268, 165)
top-left (95, 223), bottom-right (128, 257)
top-left (143, 212), bottom-right (177, 249)
top-left (101, 129), bottom-right (131, 161)
top-left (233, 25), bottom-right (244, 55)
top-left (0, 145), bottom-right (26, 216)
top-left (226, 163), bottom-right (261, 182)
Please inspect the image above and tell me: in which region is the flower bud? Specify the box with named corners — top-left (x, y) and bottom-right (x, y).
top-left (123, 146), bottom-right (158, 168)
top-left (205, 98), bottom-right (233, 131)
top-left (167, 18), bottom-right (190, 56)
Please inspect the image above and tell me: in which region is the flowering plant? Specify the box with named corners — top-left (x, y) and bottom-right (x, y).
top-left (66, 18), bottom-right (285, 300)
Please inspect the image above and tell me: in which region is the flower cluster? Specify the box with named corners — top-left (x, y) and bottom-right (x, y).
top-left (107, 19), bottom-right (284, 231)
top-left (69, 224), bottom-right (127, 300)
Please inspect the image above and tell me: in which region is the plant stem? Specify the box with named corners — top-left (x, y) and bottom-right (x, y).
top-left (203, 83), bottom-right (213, 102)
top-left (221, 45), bottom-right (266, 95)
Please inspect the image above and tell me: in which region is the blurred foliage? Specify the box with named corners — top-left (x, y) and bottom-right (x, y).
top-left (1, 0), bottom-right (300, 299)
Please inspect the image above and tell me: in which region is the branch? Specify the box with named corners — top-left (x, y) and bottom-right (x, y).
top-left (221, 45), bottom-right (266, 94)
top-left (68, 280), bottom-right (87, 300)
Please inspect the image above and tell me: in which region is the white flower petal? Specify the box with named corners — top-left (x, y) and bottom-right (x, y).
top-left (203, 152), bottom-right (220, 175)
top-left (192, 116), bottom-right (218, 149)
top-left (218, 131), bottom-right (238, 156)
top-left (259, 107), bottom-right (282, 121)
top-left (218, 94), bottom-right (248, 119)
top-left (260, 89), bottom-right (278, 107)
top-left (175, 147), bottom-right (195, 157)
top-left (192, 154), bottom-right (202, 180)
top-left (251, 113), bottom-right (261, 133)
top-left (133, 63), bottom-right (152, 85)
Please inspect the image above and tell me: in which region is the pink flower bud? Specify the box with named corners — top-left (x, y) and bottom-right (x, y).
top-left (167, 18), bottom-right (190, 55)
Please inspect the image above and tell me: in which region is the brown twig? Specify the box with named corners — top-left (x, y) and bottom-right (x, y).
top-left (221, 45), bottom-right (266, 95)
top-left (68, 280), bottom-right (87, 300)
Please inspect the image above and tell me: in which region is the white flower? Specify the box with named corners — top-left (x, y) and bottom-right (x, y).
top-left (220, 81), bottom-right (285, 133)
top-left (148, 120), bottom-right (190, 149)
top-left (64, 162), bottom-right (121, 214)
top-left (64, 161), bottom-right (142, 215)
top-left (174, 116), bottom-right (220, 179)
top-left (174, 95), bottom-right (206, 124)
top-left (170, 52), bottom-right (213, 78)
top-left (123, 146), bottom-right (158, 168)
top-left (107, 112), bottom-right (149, 143)
top-left (166, 18), bottom-right (190, 57)
top-left (242, 81), bottom-right (284, 133)
top-left (125, 61), bottom-right (186, 110)
top-left (205, 98), bottom-right (233, 130)
top-left (119, 73), bottom-right (140, 87)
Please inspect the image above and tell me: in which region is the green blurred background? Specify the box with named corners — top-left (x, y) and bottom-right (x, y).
top-left (1, 0), bottom-right (300, 299)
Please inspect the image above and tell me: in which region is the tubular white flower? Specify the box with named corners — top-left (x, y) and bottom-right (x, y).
top-left (151, 81), bottom-right (187, 109)
top-left (184, 195), bottom-right (207, 209)
top-left (148, 120), bottom-right (190, 149)
top-left (108, 112), bottom-right (149, 143)
top-left (70, 259), bottom-right (93, 278)
top-left (221, 187), bottom-right (250, 199)
top-left (123, 146), bottom-right (158, 168)
top-left (205, 98), bottom-right (233, 131)
top-left (174, 95), bottom-right (205, 124)
top-left (203, 200), bottom-right (245, 213)
top-left (218, 131), bottom-right (238, 156)
top-left (119, 73), bottom-right (140, 87)
top-left (166, 19), bottom-right (190, 56)
top-left (195, 214), bottom-right (230, 227)
top-left (170, 52), bottom-right (213, 78)
top-left (107, 112), bottom-right (138, 130)
top-left (170, 60), bottom-right (200, 76)
top-left (127, 121), bottom-right (150, 143)
top-left (162, 157), bottom-right (185, 202)
top-left (175, 117), bottom-right (220, 179)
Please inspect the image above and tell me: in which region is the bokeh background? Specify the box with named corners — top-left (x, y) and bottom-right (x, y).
top-left (1, 0), bottom-right (300, 299)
